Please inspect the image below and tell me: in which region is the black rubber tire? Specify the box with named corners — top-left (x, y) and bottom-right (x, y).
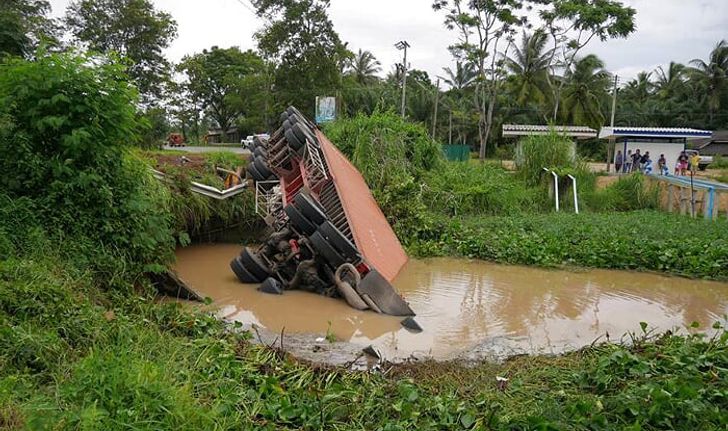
top-left (252, 135), bottom-right (267, 148)
top-left (295, 193), bottom-right (327, 225)
top-left (280, 111), bottom-right (289, 123)
top-left (284, 128), bottom-right (304, 151)
top-left (254, 156), bottom-right (273, 178)
top-left (247, 163), bottom-right (266, 182)
top-left (240, 247), bottom-right (270, 280)
top-left (292, 122), bottom-right (314, 145)
top-left (318, 221), bottom-right (359, 262)
top-left (310, 231), bottom-right (346, 268)
top-left (287, 114), bottom-right (300, 125)
top-left (230, 257), bottom-right (262, 283)
top-left (284, 205), bottom-right (316, 235)
top-left (282, 119), bottom-right (293, 130)
top-left (253, 146), bottom-right (267, 159)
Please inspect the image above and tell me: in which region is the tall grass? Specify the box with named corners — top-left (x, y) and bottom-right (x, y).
top-left (515, 131), bottom-right (580, 186)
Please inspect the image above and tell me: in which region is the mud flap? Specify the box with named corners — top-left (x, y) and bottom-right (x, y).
top-left (357, 269), bottom-right (414, 317)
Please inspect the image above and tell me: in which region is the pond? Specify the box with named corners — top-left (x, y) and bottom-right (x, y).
top-left (174, 244), bottom-right (728, 360)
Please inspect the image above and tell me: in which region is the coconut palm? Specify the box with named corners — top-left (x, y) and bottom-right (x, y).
top-left (559, 54), bottom-right (611, 129)
top-left (440, 62), bottom-right (477, 90)
top-left (504, 30), bottom-right (553, 108)
top-left (346, 49), bottom-right (381, 85)
top-left (654, 62), bottom-right (686, 101)
top-left (689, 39), bottom-right (728, 124)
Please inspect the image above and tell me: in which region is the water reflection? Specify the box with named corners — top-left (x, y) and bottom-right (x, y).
top-left (174, 244), bottom-right (728, 360)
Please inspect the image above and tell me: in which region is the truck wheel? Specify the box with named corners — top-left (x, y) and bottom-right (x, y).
top-left (310, 231), bottom-right (346, 268)
top-left (254, 156), bottom-right (273, 178)
top-left (292, 123), bottom-right (316, 146)
top-left (240, 247), bottom-right (270, 280)
top-left (280, 112), bottom-right (289, 123)
top-left (230, 257), bottom-right (262, 283)
top-left (295, 193), bottom-right (327, 225)
top-left (253, 146), bottom-right (267, 159)
top-left (284, 205), bottom-right (316, 235)
top-left (247, 163), bottom-right (266, 182)
top-left (284, 128), bottom-right (304, 151)
top-left (318, 221), bottom-right (359, 262)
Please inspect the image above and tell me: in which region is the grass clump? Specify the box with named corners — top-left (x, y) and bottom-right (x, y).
top-left (515, 130), bottom-right (579, 186)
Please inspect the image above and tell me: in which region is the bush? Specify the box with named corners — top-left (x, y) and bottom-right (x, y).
top-left (711, 154), bottom-right (728, 169)
top-left (515, 130), bottom-right (579, 186)
top-left (584, 174), bottom-right (660, 212)
top-left (0, 52), bottom-right (174, 270)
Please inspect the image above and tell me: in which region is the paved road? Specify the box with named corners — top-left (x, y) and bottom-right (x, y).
top-left (163, 145), bottom-right (250, 155)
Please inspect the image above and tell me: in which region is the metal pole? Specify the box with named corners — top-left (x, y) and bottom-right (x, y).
top-left (401, 44), bottom-right (408, 118)
top-left (607, 74), bottom-right (618, 173)
top-left (448, 111), bottom-right (453, 145)
top-left (552, 171), bottom-right (560, 212)
top-left (568, 174), bottom-right (579, 214)
top-left (432, 78), bottom-right (440, 138)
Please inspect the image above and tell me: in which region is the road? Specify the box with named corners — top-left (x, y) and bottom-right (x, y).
top-left (163, 145), bottom-right (250, 155)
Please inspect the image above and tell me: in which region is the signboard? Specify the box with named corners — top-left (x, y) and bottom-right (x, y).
top-left (315, 96), bottom-right (337, 124)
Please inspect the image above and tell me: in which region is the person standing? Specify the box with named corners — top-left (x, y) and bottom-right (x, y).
top-left (631, 149), bottom-right (642, 172)
top-left (677, 152), bottom-right (689, 176)
top-left (643, 154), bottom-right (653, 175)
top-left (615, 150), bottom-right (624, 174)
top-left (624, 150), bottom-right (633, 173)
top-left (640, 151), bottom-right (650, 173)
top-left (690, 152), bottom-right (701, 173)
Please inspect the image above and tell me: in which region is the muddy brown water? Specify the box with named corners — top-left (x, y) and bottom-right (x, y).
top-left (174, 244), bottom-right (728, 361)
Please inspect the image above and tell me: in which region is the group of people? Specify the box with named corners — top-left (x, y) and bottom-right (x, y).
top-left (615, 149), bottom-right (700, 176)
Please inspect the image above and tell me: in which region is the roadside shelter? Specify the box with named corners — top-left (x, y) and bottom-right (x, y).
top-left (599, 127), bottom-right (712, 170)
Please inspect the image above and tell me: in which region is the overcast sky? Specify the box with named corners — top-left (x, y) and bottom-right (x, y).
top-left (49, 0), bottom-right (728, 84)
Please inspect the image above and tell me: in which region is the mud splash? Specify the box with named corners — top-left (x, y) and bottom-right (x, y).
top-left (174, 244), bottom-right (728, 361)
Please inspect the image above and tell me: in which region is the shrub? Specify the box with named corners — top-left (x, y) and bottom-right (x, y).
top-left (515, 131), bottom-right (580, 186)
top-left (0, 52), bottom-right (174, 270)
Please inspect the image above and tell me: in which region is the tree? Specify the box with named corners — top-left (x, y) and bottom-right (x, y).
top-left (559, 54), bottom-right (611, 129)
top-left (346, 49), bottom-right (381, 85)
top-left (178, 47), bottom-right (266, 141)
top-left (252, 0), bottom-right (348, 115)
top-left (689, 40), bottom-right (728, 125)
top-left (654, 61), bottom-right (686, 101)
top-left (541, 0), bottom-right (636, 120)
top-left (441, 62), bottom-right (477, 91)
top-left (504, 30), bottom-right (553, 111)
top-left (0, 0), bottom-right (60, 58)
top-left (64, 0), bottom-right (178, 104)
top-left (433, 0), bottom-right (527, 160)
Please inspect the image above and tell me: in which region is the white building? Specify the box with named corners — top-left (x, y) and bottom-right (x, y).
top-left (599, 127), bottom-right (712, 171)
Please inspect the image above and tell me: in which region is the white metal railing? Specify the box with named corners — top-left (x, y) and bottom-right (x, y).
top-left (152, 169), bottom-right (247, 200)
top-left (304, 138), bottom-right (329, 188)
top-left (255, 180), bottom-right (285, 228)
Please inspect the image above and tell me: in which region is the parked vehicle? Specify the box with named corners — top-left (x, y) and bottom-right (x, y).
top-left (242, 134), bottom-right (270, 149)
top-left (167, 133), bottom-right (185, 147)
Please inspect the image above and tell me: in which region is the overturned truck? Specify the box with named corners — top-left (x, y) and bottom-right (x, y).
top-left (230, 107), bottom-right (415, 317)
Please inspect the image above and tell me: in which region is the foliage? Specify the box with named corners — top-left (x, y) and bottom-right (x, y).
top-left (0, 0), bottom-right (60, 58)
top-left (584, 174), bottom-right (660, 212)
top-left (177, 46), bottom-right (267, 137)
top-left (64, 0), bottom-right (178, 103)
top-left (252, 0), bottom-right (349, 116)
top-left (408, 210), bottom-right (728, 279)
top-left (0, 52), bottom-right (174, 269)
top-left (711, 154), bottom-right (728, 169)
top-left (515, 131), bottom-right (580, 186)
top-left (559, 54), bottom-right (611, 129)
top-left (345, 49), bottom-right (382, 86)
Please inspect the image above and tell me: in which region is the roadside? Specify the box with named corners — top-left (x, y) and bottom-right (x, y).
top-left (162, 144), bottom-right (250, 154)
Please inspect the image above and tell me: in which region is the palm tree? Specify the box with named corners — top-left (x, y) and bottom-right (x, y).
top-left (689, 40), bottom-right (728, 124)
top-left (346, 49), bottom-right (381, 85)
top-left (504, 30), bottom-right (553, 108)
top-left (440, 62), bottom-right (477, 90)
top-left (654, 61), bottom-right (686, 101)
top-left (559, 54), bottom-right (611, 129)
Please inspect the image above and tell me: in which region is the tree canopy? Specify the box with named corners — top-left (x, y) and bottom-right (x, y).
top-left (0, 0), bottom-right (60, 58)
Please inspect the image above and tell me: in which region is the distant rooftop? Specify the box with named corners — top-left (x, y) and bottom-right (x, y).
top-left (599, 127), bottom-right (712, 140)
top-left (502, 124), bottom-right (597, 139)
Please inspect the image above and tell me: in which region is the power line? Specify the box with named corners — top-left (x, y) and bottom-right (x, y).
top-left (228, 0), bottom-right (258, 17)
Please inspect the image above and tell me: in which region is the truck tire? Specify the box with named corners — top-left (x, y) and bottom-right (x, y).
top-left (247, 163), bottom-right (266, 182)
top-left (310, 231), bottom-right (346, 268)
top-left (240, 247), bottom-right (270, 280)
top-left (253, 146), bottom-right (267, 159)
top-left (282, 119), bottom-right (292, 130)
top-left (254, 156), bottom-right (273, 178)
top-left (294, 193), bottom-right (327, 225)
top-left (318, 221), bottom-right (359, 262)
top-left (284, 128), bottom-right (304, 151)
top-left (230, 257), bottom-right (262, 283)
top-left (284, 205), bottom-right (316, 235)
top-left (292, 123), bottom-right (315, 146)
top-left (280, 112), bottom-right (289, 123)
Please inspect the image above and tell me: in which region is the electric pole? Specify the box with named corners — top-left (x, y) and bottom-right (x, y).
top-left (395, 41), bottom-right (410, 118)
top-left (607, 74), bottom-right (618, 173)
top-left (432, 78), bottom-right (440, 138)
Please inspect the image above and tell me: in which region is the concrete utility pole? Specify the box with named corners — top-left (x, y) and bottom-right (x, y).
top-left (449, 111), bottom-right (453, 145)
top-left (395, 41), bottom-right (410, 118)
top-left (607, 74), bottom-right (619, 173)
top-left (432, 78), bottom-right (440, 138)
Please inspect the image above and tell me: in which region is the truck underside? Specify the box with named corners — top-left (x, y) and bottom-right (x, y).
top-left (231, 107), bottom-right (414, 317)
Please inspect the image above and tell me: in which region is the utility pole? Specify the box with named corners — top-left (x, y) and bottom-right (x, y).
top-left (395, 41), bottom-right (410, 118)
top-left (432, 78), bottom-right (440, 138)
top-left (607, 74), bottom-right (618, 173)
top-left (448, 111), bottom-right (453, 145)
